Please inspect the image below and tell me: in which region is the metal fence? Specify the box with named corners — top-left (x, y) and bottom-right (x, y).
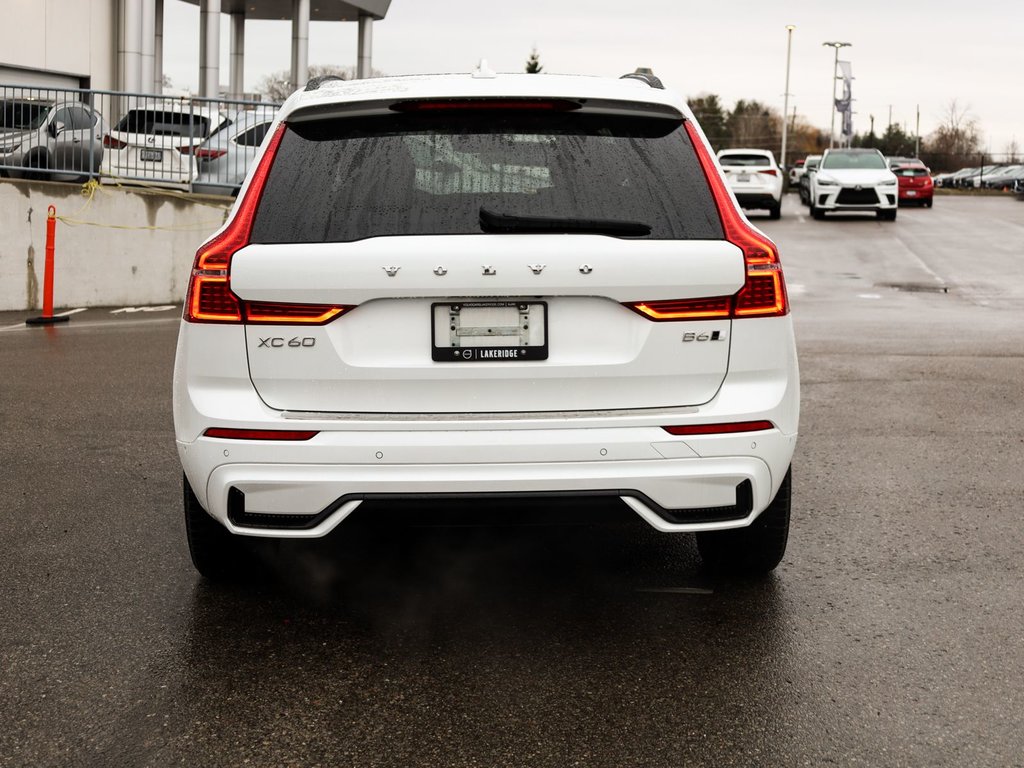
top-left (0, 83), bottom-right (280, 195)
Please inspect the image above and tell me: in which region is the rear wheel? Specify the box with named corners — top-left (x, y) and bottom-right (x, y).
top-left (768, 201), bottom-right (782, 220)
top-left (23, 151), bottom-right (50, 181)
top-left (924, 199), bottom-right (933, 208)
top-left (184, 474), bottom-right (251, 580)
top-left (696, 468), bottom-right (791, 577)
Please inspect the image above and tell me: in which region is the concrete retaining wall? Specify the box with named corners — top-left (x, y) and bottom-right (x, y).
top-left (0, 179), bottom-right (229, 311)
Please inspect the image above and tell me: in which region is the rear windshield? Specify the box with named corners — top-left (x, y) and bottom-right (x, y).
top-left (822, 151), bottom-right (886, 170)
top-left (894, 167), bottom-right (929, 177)
top-left (113, 110), bottom-right (213, 138)
top-left (250, 109), bottom-right (723, 243)
top-left (718, 154), bottom-right (771, 167)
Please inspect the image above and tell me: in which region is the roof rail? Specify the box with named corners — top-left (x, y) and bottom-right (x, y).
top-left (620, 69), bottom-right (664, 90)
top-left (305, 75), bottom-right (346, 92)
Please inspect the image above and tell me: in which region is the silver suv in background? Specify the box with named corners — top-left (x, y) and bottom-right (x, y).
top-left (0, 98), bottom-right (106, 181)
top-left (192, 107), bottom-right (277, 195)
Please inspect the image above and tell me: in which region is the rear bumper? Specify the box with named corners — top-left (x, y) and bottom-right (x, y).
top-left (174, 315), bottom-right (799, 538)
top-left (898, 187), bottom-right (933, 201)
top-left (179, 431), bottom-right (795, 537)
top-left (733, 192), bottom-right (781, 209)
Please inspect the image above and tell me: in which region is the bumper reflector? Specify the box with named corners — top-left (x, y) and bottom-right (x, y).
top-left (203, 428), bottom-right (319, 441)
top-left (662, 420), bottom-right (774, 436)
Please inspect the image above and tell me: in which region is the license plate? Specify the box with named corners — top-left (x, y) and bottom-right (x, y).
top-left (906, 190), bottom-right (917, 196)
top-left (140, 149), bottom-right (163, 162)
top-left (736, 174), bottom-right (751, 183)
top-left (432, 301), bottom-right (548, 362)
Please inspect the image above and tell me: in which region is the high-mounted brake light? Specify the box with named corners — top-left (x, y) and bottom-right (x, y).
top-left (624, 124), bottom-right (789, 322)
top-left (391, 99), bottom-right (580, 112)
top-left (183, 123), bottom-right (349, 325)
top-left (662, 421), bottom-right (774, 436)
top-left (203, 428), bottom-right (319, 441)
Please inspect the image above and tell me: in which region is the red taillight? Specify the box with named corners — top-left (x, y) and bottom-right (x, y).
top-left (203, 428), bottom-right (319, 440)
top-left (244, 301), bottom-right (347, 324)
top-left (629, 297), bottom-right (731, 321)
top-left (686, 121), bottom-right (788, 318)
top-left (759, 168), bottom-right (778, 176)
top-left (179, 146), bottom-right (228, 159)
top-left (625, 124), bottom-right (789, 322)
top-left (183, 124), bottom-right (346, 325)
top-left (662, 421), bottom-right (774, 436)
top-left (102, 134), bottom-right (127, 149)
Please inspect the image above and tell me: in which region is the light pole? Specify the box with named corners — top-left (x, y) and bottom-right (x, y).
top-left (780, 24), bottom-right (795, 173)
top-left (823, 41), bottom-right (851, 148)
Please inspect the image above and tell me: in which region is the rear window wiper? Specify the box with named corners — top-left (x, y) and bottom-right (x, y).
top-left (479, 207), bottom-right (651, 237)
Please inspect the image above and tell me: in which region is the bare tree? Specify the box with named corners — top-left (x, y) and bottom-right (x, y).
top-left (1005, 138), bottom-right (1020, 163)
top-left (257, 64), bottom-right (385, 102)
top-left (924, 100), bottom-right (983, 171)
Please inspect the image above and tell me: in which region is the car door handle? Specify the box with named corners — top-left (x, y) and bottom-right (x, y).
top-left (72, 138), bottom-right (81, 143)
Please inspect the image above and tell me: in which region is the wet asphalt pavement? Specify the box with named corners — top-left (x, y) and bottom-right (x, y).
top-left (1, 195), bottom-right (1023, 767)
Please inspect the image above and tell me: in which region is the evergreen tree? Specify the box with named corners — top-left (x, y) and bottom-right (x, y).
top-left (688, 93), bottom-right (728, 151)
top-left (526, 48), bottom-right (543, 74)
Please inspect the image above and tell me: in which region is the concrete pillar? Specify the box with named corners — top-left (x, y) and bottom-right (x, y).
top-left (290, 0), bottom-right (309, 90)
top-left (229, 12), bottom-right (245, 99)
top-left (357, 14), bottom-right (373, 79)
top-left (118, 0), bottom-right (143, 93)
top-left (154, 0), bottom-right (164, 92)
top-left (141, 0), bottom-right (155, 95)
top-left (199, 0), bottom-right (221, 97)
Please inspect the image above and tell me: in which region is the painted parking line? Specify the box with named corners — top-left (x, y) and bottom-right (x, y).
top-left (110, 305), bottom-right (177, 314)
top-left (55, 308), bottom-right (88, 317)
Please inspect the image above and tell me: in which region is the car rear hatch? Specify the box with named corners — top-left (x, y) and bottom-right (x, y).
top-left (105, 109), bottom-right (215, 181)
top-left (223, 100), bottom-right (752, 414)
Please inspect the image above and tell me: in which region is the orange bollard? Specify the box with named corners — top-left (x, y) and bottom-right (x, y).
top-left (26, 205), bottom-right (70, 326)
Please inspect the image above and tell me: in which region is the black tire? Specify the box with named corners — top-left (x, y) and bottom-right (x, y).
top-left (877, 209), bottom-right (897, 222)
top-left (23, 152), bottom-right (50, 181)
top-left (183, 474), bottom-right (251, 580)
top-left (925, 199), bottom-right (933, 208)
top-left (810, 204), bottom-right (824, 220)
top-left (696, 468), bottom-right (791, 577)
top-left (768, 201), bottom-right (782, 220)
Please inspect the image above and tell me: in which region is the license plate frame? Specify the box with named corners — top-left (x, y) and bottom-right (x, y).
top-left (431, 301), bottom-right (548, 362)
top-left (736, 173), bottom-right (751, 183)
top-left (139, 148), bottom-right (163, 162)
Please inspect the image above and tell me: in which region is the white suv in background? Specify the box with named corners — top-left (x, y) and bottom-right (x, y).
top-left (716, 148), bottom-right (783, 219)
top-left (173, 71), bottom-right (800, 580)
top-left (809, 148), bottom-right (899, 221)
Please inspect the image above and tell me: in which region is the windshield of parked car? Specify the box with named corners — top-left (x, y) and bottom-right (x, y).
top-left (822, 151), bottom-right (887, 170)
top-left (251, 108), bottom-right (724, 243)
top-left (1, 101), bottom-right (50, 131)
top-left (718, 154), bottom-right (771, 167)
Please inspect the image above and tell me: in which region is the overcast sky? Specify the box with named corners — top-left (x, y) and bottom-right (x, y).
top-left (163, 0), bottom-right (1021, 155)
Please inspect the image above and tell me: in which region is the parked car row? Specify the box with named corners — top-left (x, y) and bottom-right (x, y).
top-left (1, 91), bottom-right (278, 193)
top-left (933, 164), bottom-right (1024, 190)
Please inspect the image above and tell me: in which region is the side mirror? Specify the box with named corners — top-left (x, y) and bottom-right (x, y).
top-left (49, 120), bottom-right (66, 139)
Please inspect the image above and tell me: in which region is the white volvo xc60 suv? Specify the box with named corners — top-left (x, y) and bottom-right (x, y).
top-left (173, 70), bottom-right (800, 579)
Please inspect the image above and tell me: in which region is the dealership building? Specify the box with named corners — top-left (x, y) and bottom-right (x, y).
top-left (0, 0), bottom-right (391, 97)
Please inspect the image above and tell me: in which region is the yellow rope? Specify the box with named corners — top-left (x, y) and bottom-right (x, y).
top-left (51, 176), bottom-right (231, 232)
